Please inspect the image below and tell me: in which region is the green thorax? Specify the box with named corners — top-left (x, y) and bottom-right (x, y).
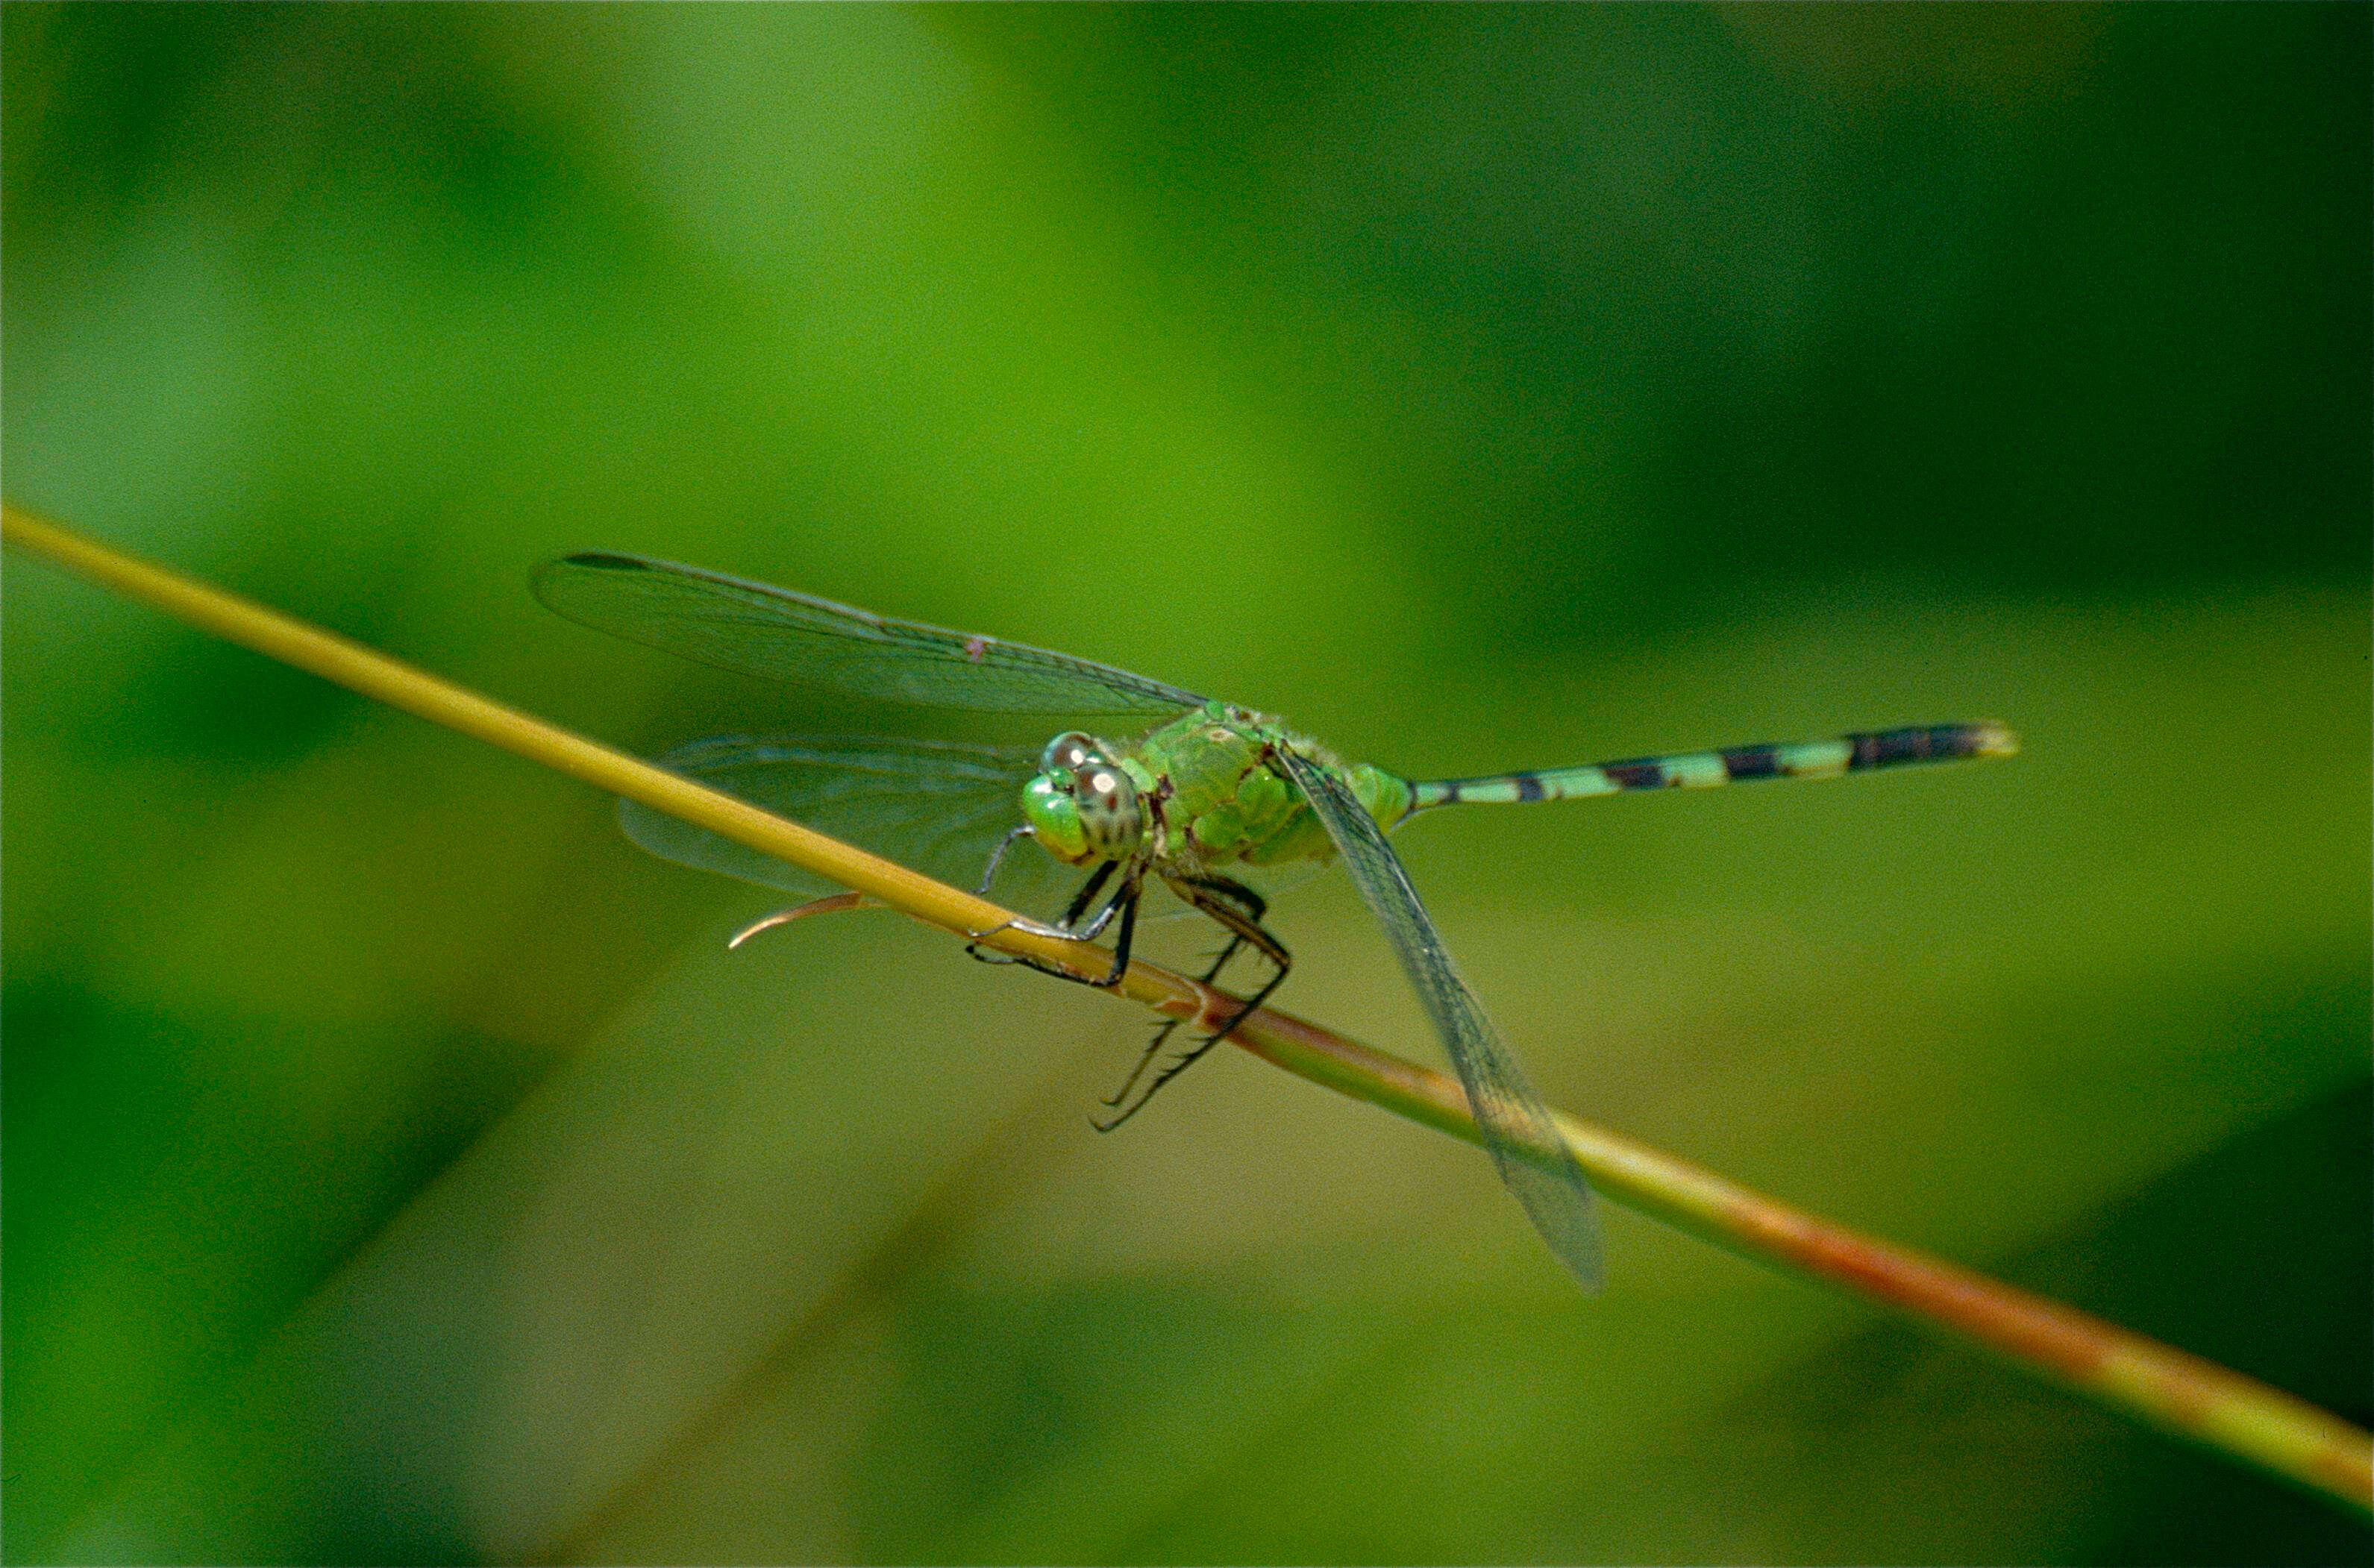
top-left (1112, 700), bottom-right (1412, 870)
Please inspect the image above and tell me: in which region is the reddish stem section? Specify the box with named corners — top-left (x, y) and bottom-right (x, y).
top-left (1732, 1203), bottom-right (2113, 1379)
top-left (1227, 995), bottom-right (2373, 1514)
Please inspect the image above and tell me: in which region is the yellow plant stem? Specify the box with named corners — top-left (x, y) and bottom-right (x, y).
top-left (7, 502), bottom-right (2368, 1515)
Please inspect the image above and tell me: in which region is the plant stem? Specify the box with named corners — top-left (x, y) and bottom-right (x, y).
top-left (7, 502), bottom-right (2367, 1514)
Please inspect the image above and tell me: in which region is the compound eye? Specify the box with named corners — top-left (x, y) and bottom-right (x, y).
top-left (1069, 762), bottom-right (1144, 857)
top-left (1039, 731), bottom-right (1103, 777)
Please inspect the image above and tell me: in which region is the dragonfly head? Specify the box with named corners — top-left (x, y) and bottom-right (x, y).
top-left (1022, 731), bottom-right (1144, 866)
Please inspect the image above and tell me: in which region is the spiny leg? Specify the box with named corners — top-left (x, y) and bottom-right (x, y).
top-left (978, 864), bottom-right (1144, 990)
top-left (1062, 861), bottom-right (1118, 926)
top-left (1098, 875), bottom-right (1271, 1112)
top-left (1094, 874), bottom-right (1290, 1132)
top-left (974, 824), bottom-right (1036, 896)
top-left (1183, 873), bottom-right (1268, 925)
top-left (964, 857), bottom-right (1113, 969)
top-left (1089, 872), bottom-right (1143, 987)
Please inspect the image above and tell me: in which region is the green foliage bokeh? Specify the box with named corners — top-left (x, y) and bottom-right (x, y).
top-left (5, 6), bottom-right (2367, 1564)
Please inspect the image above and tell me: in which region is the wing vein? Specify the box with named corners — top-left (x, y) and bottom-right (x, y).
top-left (533, 553), bottom-right (1205, 715)
top-left (1277, 746), bottom-right (1604, 1291)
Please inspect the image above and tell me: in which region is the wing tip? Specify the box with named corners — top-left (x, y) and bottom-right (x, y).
top-left (549, 550), bottom-right (654, 573)
top-left (531, 551), bottom-right (656, 609)
top-left (1535, 1176), bottom-right (1608, 1295)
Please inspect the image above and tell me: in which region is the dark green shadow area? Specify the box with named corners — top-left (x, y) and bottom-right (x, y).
top-left (1725, 1076), bottom-right (2373, 1567)
top-left (0, 978), bottom-right (560, 1558)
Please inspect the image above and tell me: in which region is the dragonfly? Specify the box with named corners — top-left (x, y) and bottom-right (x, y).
top-left (535, 551), bottom-right (2017, 1292)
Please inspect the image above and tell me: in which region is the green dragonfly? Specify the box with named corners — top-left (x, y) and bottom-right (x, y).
top-left (536, 551), bottom-right (2016, 1292)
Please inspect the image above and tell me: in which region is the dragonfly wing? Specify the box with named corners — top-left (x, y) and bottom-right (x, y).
top-left (621, 735), bottom-right (1083, 920)
top-left (536, 553), bottom-right (1206, 715)
top-left (1275, 745), bottom-right (1606, 1292)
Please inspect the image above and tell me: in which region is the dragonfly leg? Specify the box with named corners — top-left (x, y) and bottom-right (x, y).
top-left (965, 859), bottom-right (1113, 968)
top-left (1087, 872), bottom-right (1143, 988)
top-left (1180, 873), bottom-right (1268, 926)
top-left (973, 824), bottom-right (1036, 897)
top-left (976, 863), bottom-right (1143, 990)
top-left (1094, 874), bottom-right (1289, 1132)
top-left (1097, 876), bottom-right (1270, 1111)
top-left (1067, 863), bottom-right (1130, 941)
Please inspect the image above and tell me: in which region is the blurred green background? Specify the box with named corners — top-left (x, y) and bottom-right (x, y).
top-left (5, 4), bottom-right (2368, 1563)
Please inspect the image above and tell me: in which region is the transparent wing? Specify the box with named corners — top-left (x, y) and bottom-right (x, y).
top-left (621, 735), bottom-right (1085, 921)
top-left (1276, 746), bottom-right (1606, 1292)
top-left (536, 552), bottom-right (1206, 715)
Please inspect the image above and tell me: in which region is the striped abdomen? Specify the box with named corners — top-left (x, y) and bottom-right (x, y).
top-left (1405, 721), bottom-right (2016, 813)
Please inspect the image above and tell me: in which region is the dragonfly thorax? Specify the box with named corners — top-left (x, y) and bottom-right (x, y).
top-left (1021, 730), bottom-right (1146, 866)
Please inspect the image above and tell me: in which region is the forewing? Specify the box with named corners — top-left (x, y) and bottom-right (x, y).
top-left (1276, 746), bottom-right (1606, 1292)
top-left (621, 735), bottom-right (1083, 920)
top-left (536, 552), bottom-right (1205, 715)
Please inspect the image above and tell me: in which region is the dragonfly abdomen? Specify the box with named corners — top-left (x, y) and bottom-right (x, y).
top-left (1407, 721), bottom-right (2016, 812)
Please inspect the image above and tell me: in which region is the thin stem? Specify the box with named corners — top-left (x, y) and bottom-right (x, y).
top-left (7, 502), bottom-right (2367, 1516)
